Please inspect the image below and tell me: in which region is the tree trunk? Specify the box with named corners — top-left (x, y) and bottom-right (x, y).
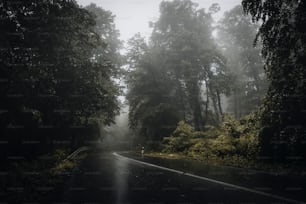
top-left (177, 79), bottom-right (187, 121)
top-left (193, 97), bottom-right (204, 131)
top-left (188, 80), bottom-right (204, 131)
top-left (216, 89), bottom-right (223, 120)
top-left (211, 94), bottom-right (219, 123)
top-left (204, 80), bottom-right (209, 125)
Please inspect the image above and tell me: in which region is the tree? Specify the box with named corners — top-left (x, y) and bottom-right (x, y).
top-left (126, 0), bottom-right (233, 147)
top-left (126, 34), bottom-right (181, 144)
top-left (242, 0), bottom-right (306, 162)
top-left (217, 5), bottom-right (267, 117)
top-left (150, 0), bottom-right (231, 130)
top-left (0, 0), bottom-right (120, 157)
top-left (85, 3), bottom-right (122, 76)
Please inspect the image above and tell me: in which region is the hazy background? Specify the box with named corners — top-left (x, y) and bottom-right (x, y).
top-left (76, 0), bottom-right (242, 149)
top-left (77, 0), bottom-right (241, 43)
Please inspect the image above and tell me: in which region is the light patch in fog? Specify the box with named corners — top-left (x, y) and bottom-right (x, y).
top-left (102, 106), bottom-right (134, 150)
top-left (77, 0), bottom-right (241, 43)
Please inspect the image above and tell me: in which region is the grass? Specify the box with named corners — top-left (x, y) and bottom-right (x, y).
top-left (142, 151), bottom-right (306, 176)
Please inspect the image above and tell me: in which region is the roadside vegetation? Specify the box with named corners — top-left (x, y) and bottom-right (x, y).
top-left (126, 0), bottom-right (306, 172)
top-left (130, 111), bottom-right (302, 176)
top-left (0, 1), bottom-right (121, 159)
top-left (1, 149), bottom-right (87, 203)
top-left (0, 1), bottom-right (121, 201)
top-left (159, 114), bottom-right (305, 174)
top-left (163, 113), bottom-right (259, 161)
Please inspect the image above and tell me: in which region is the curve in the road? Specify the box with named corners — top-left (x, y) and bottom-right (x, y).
top-left (113, 152), bottom-right (306, 204)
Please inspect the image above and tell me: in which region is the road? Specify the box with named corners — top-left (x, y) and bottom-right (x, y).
top-left (57, 151), bottom-right (301, 204)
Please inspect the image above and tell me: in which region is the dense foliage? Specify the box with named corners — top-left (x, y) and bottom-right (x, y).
top-left (85, 3), bottom-right (122, 76)
top-left (151, 0), bottom-right (232, 129)
top-left (162, 0), bottom-right (306, 166)
top-left (242, 0), bottom-right (306, 162)
top-left (126, 0), bottom-right (232, 146)
top-left (0, 0), bottom-right (120, 158)
top-left (126, 34), bottom-right (181, 144)
top-left (217, 5), bottom-right (267, 117)
top-left (163, 114), bottom-right (259, 161)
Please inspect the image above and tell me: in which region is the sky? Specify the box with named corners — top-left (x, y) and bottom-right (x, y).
top-left (77, 0), bottom-right (242, 43)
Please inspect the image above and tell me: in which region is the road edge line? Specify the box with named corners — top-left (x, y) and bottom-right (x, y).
top-left (113, 152), bottom-right (305, 204)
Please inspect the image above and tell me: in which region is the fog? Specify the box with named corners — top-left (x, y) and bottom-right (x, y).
top-left (103, 106), bottom-right (134, 150)
top-left (77, 0), bottom-right (241, 42)
top-left (1, 1), bottom-right (305, 203)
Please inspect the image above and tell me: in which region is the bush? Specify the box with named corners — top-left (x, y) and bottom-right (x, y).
top-left (188, 138), bottom-right (212, 158)
top-left (162, 113), bottom-right (260, 161)
top-left (162, 121), bottom-right (194, 153)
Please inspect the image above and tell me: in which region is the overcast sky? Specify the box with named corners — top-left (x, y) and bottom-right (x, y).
top-left (77, 0), bottom-right (241, 43)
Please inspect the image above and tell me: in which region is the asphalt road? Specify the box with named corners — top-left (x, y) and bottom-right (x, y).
top-left (57, 151), bottom-right (299, 204)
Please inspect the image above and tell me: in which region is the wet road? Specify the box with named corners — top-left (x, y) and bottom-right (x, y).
top-left (58, 151), bottom-right (298, 204)
top-left (123, 152), bottom-right (306, 203)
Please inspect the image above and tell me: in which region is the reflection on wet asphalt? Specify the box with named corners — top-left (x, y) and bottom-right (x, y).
top-left (114, 154), bottom-right (129, 203)
top-left (59, 151), bottom-right (297, 204)
top-left (123, 152), bottom-right (306, 203)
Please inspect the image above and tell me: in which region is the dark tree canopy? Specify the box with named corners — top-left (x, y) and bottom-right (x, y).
top-left (242, 0), bottom-right (306, 161)
top-left (85, 3), bottom-right (123, 76)
top-left (0, 0), bottom-right (120, 157)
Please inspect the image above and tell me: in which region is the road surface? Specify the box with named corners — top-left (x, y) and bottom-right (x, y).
top-left (56, 151), bottom-right (301, 204)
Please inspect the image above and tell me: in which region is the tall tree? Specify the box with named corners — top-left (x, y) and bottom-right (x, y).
top-left (150, 0), bottom-right (231, 129)
top-left (242, 0), bottom-right (306, 161)
top-left (126, 34), bottom-right (180, 143)
top-left (217, 5), bottom-right (267, 117)
top-left (126, 0), bottom-right (233, 146)
top-left (85, 3), bottom-right (122, 75)
top-left (0, 0), bottom-right (120, 156)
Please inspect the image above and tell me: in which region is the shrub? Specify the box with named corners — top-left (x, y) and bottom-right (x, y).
top-left (162, 113), bottom-right (260, 161)
top-left (162, 121), bottom-right (194, 153)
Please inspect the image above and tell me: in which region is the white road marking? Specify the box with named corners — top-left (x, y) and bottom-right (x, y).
top-left (113, 152), bottom-right (306, 204)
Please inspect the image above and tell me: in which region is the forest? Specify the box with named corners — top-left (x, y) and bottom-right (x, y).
top-left (125, 0), bottom-right (306, 168)
top-left (0, 0), bottom-right (306, 203)
top-left (0, 0), bottom-right (306, 201)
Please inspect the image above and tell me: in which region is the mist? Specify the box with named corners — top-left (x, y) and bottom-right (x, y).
top-left (1, 0), bottom-right (305, 203)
